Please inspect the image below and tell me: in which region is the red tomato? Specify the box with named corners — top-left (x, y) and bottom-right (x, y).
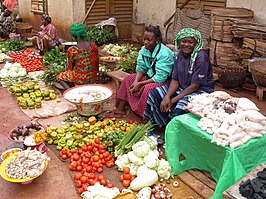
top-left (103, 152), bottom-right (109, 158)
top-left (100, 178), bottom-right (107, 186)
top-left (123, 167), bottom-right (130, 174)
top-left (106, 161), bottom-right (114, 168)
top-left (99, 144), bottom-right (105, 150)
top-left (94, 151), bottom-right (100, 156)
top-left (82, 157), bottom-right (90, 164)
top-left (130, 175), bottom-right (136, 181)
top-left (119, 175), bottom-right (124, 182)
top-left (61, 154), bottom-right (68, 160)
top-left (87, 145), bottom-right (93, 152)
top-left (73, 154), bottom-right (80, 161)
top-left (88, 179), bottom-right (95, 186)
top-left (81, 145), bottom-right (88, 152)
top-left (122, 180), bottom-right (131, 187)
top-left (71, 161), bottom-right (78, 168)
top-left (78, 149), bottom-right (83, 154)
top-left (77, 187), bottom-right (84, 194)
top-left (67, 152), bottom-right (73, 158)
top-left (61, 148), bottom-right (68, 155)
top-left (76, 165), bottom-right (83, 171)
top-left (93, 155), bottom-right (99, 162)
top-left (97, 167), bottom-right (103, 173)
top-left (86, 142), bottom-right (92, 146)
top-left (129, 120), bottom-right (134, 124)
top-left (98, 175), bottom-right (105, 181)
top-left (99, 149), bottom-right (106, 154)
top-left (76, 180), bottom-right (82, 188)
top-left (88, 173), bottom-right (96, 179)
top-left (107, 183), bottom-right (114, 188)
top-left (82, 183), bottom-right (89, 190)
top-left (93, 147), bottom-right (98, 153)
top-left (86, 166), bottom-right (93, 173)
top-left (94, 137), bottom-right (101, 144)
top-left (80, 176), bottom-right (88, 183)
top-left (123, 173), bottom-right (131, 180)
top-left (59, 151), bottom-right (63, 157)
top-left (74, 172), bottom-right (82, 180)
top-left (84, 152), bottom-right (91, 158)
top-left (69, 165), bottom-right (76, 171)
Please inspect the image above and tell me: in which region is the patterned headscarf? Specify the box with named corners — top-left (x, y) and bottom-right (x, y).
top-left (70, 23), bottom-right (87, 41)
top-left (42, 14), bottom-right (51, 23)
top-left (175, 28), bottom-right (203, 71)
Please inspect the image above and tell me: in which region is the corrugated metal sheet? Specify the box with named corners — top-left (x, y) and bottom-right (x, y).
top-left (177, 0), bottom-right (226, 15)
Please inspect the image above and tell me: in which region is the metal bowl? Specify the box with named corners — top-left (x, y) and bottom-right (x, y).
top-left (63, 84), bottom-right (113, 116)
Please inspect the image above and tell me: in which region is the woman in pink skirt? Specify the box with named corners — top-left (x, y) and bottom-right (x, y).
top-left (111, 25), bottom-right (174, 118)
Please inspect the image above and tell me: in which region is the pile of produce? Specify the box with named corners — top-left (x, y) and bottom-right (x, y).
top-left (38, 48), bottom-right (67, 85)
top-left (5, 149), bottom-right (49, 179)
top-left (46, 117), bottom-right (135, 152)
top-left (8, 48), bottom-right (43, 72)
top-left (239, 168), bottom-right (266, 198)
top-left (187, 91), bottom-right (266, 148)
top-left (0, 39), bottom-right (26, 53)
top-left (107, 44), bottom-right (138, 57)
top-left (0, 62), bottom-right (27, 79)
top-left (60, 138), bottom-right (115, 194)
top-left (9, 120), bottom-right (44, 142)
top-left (9, 81), bottom-right (58, 109)
top-left (86, 26), bottom-right (115, 46)
top-left (24, 132), bottom-right (47, 146)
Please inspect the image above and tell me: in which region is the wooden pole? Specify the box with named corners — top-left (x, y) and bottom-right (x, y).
top-left (82, 0), bottom-right (97, 24)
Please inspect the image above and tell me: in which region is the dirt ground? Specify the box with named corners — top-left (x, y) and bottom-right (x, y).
top-left (0, 59), bottom-right (265, 199)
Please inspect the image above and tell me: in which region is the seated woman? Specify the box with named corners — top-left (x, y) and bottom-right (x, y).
top-left (144, 28), bottom-right (215, 132)
top-left (32, 14), bottom-right (57, 54)
top-left (56, 23), bottom-right (99, 86)
top-left (110, 25), bottom-right (174, 117)
top-left (0, 5), bottom-right (16, 38)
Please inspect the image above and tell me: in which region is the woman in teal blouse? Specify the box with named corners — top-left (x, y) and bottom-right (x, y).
top-left (110, 25), bottom-right (174, 118)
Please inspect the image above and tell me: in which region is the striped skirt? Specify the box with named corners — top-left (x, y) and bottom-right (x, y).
top-left (144, 85), bottom-right (206, 128)
top-left (117, 73), bottom-right (170, 117)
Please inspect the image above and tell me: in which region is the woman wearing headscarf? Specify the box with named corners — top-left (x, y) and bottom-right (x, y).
top-left (108, 25), bottom-right (174, 118)
top-left (144, 28), bottom-right (215, 130)
top-left (32, 14), bottom-right (57, 54)
top-left (56, 23), bottom-right (99, 85)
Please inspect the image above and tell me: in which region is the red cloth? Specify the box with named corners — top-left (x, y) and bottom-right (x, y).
top-left (117, 73), bottom-right (169, 117)
top-left (3, 0), bottom-right (16, 11)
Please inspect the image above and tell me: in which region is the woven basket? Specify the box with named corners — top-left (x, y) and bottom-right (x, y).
top-left (249, 59), bottom-right (266, 87)
top-left (218, 68), bottom-right (247, 89)
top-left (16, 23), bottom-right (33, 37)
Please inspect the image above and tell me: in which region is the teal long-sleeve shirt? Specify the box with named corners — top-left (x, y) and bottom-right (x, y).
top-left (135, 43), bottom-right (174, 83)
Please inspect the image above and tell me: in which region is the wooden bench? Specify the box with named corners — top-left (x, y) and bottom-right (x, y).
top-left (106, 70), bottom-right (130, 106)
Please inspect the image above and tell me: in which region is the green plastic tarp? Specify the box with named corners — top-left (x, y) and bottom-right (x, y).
top-left (165, 113), bottom-right (266, 199)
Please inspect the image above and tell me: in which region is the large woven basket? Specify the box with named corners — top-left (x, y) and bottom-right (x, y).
top-left (16, 23), bottom-right (33, 37)
top-left (218, 68), bottom-right (247, 89)
top-left (249, 58), bottom-right (266, 87)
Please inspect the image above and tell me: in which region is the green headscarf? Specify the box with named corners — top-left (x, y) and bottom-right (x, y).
top-left (70, 23), bottom-right (87, 41)
top-left (175, 28), bottom-right (203, 71)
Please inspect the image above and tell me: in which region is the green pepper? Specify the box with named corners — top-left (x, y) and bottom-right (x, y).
top-left (53, 140), bottom-right (58, 145)
top-left (59, 137), bottom-right (66, 144)
top-left (65, 133), bottom-right (72, 139)
top-left (51, 131), bottom-right (58, 137)
top-left (78, 142), bottom-right (85, 147)
top-left (57, 145), bottom-right (62, 151)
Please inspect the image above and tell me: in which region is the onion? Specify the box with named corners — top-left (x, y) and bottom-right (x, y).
top-left (173, 181), bottom-right (179, 188)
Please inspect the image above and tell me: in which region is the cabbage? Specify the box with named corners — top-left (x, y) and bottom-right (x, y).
top-left (12, 62), bottom-right (21, 68)
top-left (4, 62), bottom-right (12, 70)
top-left (8, 71), bottom-right (19, 78)
top-left (127, 151), bottom-right (144, 166)
top-left (157, 159), bottom-right (172, 179)
top-left (115, 154), bottom-right (130, 170)
top-left (143, 151), bottom-right (159, 169)
top-left (127, 163), bottom-right (139, 176)
top-left (143, 136), bottom-right (158, 150)
top-left (132, 141), bottom-right (150, 158)
top-left (18, 68), bottom-right (27, 76)
top-left (0, 69), bottom-right (8, 78)
top-left (137, 164), bottom-right (149, 176)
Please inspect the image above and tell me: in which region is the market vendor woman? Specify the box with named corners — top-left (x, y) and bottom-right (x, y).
top-left (32, 14), bottom-right (57, 54)
top-left (56, 23), bottom-right (99, 86)
top-left (109, 25), bottom-right (174, 118)
top-left (144, 28), bottom-right (215, 130)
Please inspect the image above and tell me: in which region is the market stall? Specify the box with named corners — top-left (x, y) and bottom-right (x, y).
top-left (165, 113), bottom-right (266, 199)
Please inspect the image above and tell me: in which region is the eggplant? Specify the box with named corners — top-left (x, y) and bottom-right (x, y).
top-left (21, 128), bottom-right (29, 136)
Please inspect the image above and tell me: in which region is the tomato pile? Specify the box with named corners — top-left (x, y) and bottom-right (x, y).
top-left (59, 137), bottom-right (115, 194)
top-left (8, 48), bottom-right (43, 72)
top-left (119, 167), bottom-right (136, 188)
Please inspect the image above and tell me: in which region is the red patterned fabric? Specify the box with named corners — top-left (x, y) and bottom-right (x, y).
top-left (117, 73), bottom-right (170, 117)
top-left (57, 42), bottom-right (99, 85)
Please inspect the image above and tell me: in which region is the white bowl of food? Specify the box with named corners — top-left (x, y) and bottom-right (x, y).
top-left (63, 84), bottom-right (113, 116)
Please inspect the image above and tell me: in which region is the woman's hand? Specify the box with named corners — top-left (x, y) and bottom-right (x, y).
top-left (160, 95), bottom-right (172, 113)
top-left (129, 82), bottom-right (141, 94)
